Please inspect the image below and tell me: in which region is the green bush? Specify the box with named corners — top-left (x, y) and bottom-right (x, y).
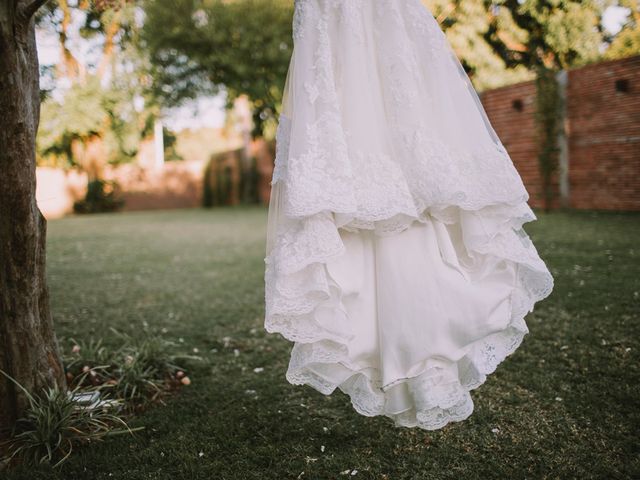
top-left (63, 331), bottom-right (202, 409)
top-left (73, 179), bottom-right (125, 214)
top-left (0, 371), bottom-right (136, 469)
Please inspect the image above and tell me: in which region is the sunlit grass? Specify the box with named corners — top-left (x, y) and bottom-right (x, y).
top-left (5, 206), bottom-right (639, 479)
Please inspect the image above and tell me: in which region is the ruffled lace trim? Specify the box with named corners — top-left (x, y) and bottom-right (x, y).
top-left (264, 192), bottom-right (554, 430)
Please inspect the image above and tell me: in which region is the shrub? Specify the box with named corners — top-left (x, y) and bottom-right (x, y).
top-left (0, 371), bottom-right (137, 469)
top-left (63, 331), bottom-right (202, 409)
top-left (73, 179), bottom-right (125, 214)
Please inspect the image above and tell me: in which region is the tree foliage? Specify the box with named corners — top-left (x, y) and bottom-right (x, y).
top-left (425, 0), bottom-right (532, 89)
top-left (486, 0), bottom-right (608, 70)
top-left (141, 0), bottom-right (293, 136)
top-left (36, 0), bottom-right (161, 171)
top-left (606, 0), bottom-right (640, 59)
top-left (535, 67), bottom-right (564, 211)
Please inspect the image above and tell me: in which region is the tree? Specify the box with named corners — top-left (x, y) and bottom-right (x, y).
top-left (487, 0), bottom-right (608, 70)
top-left (36, 0), bottom-right (161, 174)
top-left (606, 0), bottom-right (640, 59)
top-left (142, 0), bottom-right (294, 137)
top-left (482, 1), bottom-right (609, 211)
top-left (425, 0), bottom-right (532, 90)
top-left (0, 0), bottom-right (66, 432)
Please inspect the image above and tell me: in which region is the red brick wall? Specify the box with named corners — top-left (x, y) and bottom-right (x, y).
top-left (480, 80), bottom-right (546, 209)
top-left (566, 56), bottom-right (640, 211)
top-left (481, 55), bottom-right (640, 211)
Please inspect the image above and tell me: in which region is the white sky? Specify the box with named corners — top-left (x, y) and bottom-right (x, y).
top-left (37, 5), bottom-right (631, 132)
top-left (603, 5), bottom-right (631, 35)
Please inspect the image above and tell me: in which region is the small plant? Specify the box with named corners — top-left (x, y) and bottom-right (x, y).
top-left (63, 330), bottom-right (202, 409)
top-left (0, 371), bottom-right (139, 469)
top-left (73, 179), bottom-right (125, 214)
top-left (112, 329), bottom-right (202, 379)
top-left (111, 355), bottom-right (162, 406)
top-left (63, 338), bottom-right (116, 387)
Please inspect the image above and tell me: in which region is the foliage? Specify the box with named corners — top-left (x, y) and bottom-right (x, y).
top-left (38, 75), bottom-right (150, 169)
top-left (63, 330), bottom-right (202, 409)
top-left (240, 156), bottom-right (260, 205)
top-left (35, 0), bottom-right (173, 171)
top-left (203, 162), bottom-right (215, 208)
top-left (201, 149), bottom-right (262, 207)
top-left (425, 0), bottom-right (533, 89)
top-left (487, 0), bottom-right (608, 70)
top-left (216, 165), bottom-right (234, 206)
top-left (114, 329), bottom-right (201, 378)
top-left (605, 0), bottom-right (640, 59)
top-left (110, 356), bottom-right (162, 404)
top-left (0, 371), bottom-right (134, 469)
top-left (534, 67), bottom-right (564, 212)
top-left (62, 338), bottom-right (115, 388)
top-left (73, 179), bottom-right (125, 214)
top-left (142, 0), bottom-right (294, 136)
top-left (0, 329), bottom-right (200, 472)
top-left (162, 128), bottom-right (182, 161)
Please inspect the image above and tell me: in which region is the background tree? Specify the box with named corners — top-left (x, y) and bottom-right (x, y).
top-left (425, 0), bottom-right (532, 89)
top-left (0, 0), bottom-right (66, 432)
top-left (486, 0), bottom-right (608, 70)
top-left (606, 0), bottom-right (640, 59)
top-left (482, 0), bottom-right (610, 211)
top-left (142, 0), bottom-right (294, 138)
top-left (36, 0), bottom-right (171, 177)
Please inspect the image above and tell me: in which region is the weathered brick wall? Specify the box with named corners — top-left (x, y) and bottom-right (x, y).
top-left (480, 80), bottom-right (548, 209)
top-left (38, 57), bottom-right (639, 217)
top-left (481, 55), bottom-right (640, 211)
top-left (566, 56), bottom-right (640, 211)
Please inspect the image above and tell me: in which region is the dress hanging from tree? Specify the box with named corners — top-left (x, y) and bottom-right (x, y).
top-left (263, 0), bottom-right (554, 430)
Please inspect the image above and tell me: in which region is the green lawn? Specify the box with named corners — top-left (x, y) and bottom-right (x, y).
top-left (7, 207), bottom-right (640, 479)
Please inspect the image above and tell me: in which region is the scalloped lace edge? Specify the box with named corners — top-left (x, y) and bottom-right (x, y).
top-left (264, 204), bottom-right (553, 430)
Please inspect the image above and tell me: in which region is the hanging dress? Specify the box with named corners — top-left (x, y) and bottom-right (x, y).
top-left (263, 0), bottom-right (554, 430)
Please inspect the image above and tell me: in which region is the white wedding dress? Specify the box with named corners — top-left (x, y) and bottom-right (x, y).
top-left (264, 0), bottom-right (554, 430)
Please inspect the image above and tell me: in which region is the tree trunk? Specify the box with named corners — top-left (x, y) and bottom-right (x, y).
top-left (0, 0), bottom-right (65, 434)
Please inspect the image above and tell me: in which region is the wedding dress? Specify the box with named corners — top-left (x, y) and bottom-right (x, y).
top-left (263, 0), bottom-right (554, 430)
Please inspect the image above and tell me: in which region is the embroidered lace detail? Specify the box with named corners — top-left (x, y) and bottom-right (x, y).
top-left (271, 115), bottom-right (291, 186)
top-left (265, 184), bottom-right (554, 429)
top-left (275, 111), bottom-right (529, 221)
top-left (267, 0), bottom-right (555, 431)
top-left (292, 0), bottom-right (309, 41)
top-left (274, 0), bottom-right (530, 217)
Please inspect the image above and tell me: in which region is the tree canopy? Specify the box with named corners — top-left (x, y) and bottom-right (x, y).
top-left (142, 0), bottom-right (293, 137)
top-left (36, 0), bottom-right (160, 172)
top-left (36, 0), bottom-right (638, 141)
top-left (606, 0), bottom-right (640, 59)
top-left (140, 0), bottom-right (635, 136)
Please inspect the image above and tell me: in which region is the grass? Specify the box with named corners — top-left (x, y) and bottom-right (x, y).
top-left (5, 206), bottom-right (639, 479)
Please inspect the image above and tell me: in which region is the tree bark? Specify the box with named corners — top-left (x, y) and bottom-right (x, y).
top-left (0, 0), bottom-right (65, 434)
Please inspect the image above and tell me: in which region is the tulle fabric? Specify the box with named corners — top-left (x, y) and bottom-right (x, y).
top-left (264, 0), bottom-right (554, 430)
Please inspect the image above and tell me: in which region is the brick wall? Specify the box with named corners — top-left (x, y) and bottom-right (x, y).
top-left (37, 161), bottom-right (206, 219)
top-left (481, 55), bottom-right (640, 211)
top-left (38, 57), bottom-right (639, 217)
top-left (481, 80), bottom-right (546, 208)
top-left (37, 138), bottom-right (275, 219)
top-left (566, 56), bottom-right (640, 211)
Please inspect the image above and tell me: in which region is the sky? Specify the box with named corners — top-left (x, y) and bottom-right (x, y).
top-left (36, 5), bottom-right (632, 132)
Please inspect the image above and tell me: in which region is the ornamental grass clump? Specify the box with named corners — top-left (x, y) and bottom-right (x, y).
top-left (0, 371), bottom-right (137, 469)
top-left (64, 329), bottom-right (202, 409)
top-left (0, 329), bottom-right (203, 469)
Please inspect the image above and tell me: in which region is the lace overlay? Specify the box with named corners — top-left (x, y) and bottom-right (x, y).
top-left (266, 0), bottom-right (554, 431)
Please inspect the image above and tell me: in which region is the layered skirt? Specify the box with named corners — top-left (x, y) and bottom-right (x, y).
top-left (264, 0), bottom-right (554, 430)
